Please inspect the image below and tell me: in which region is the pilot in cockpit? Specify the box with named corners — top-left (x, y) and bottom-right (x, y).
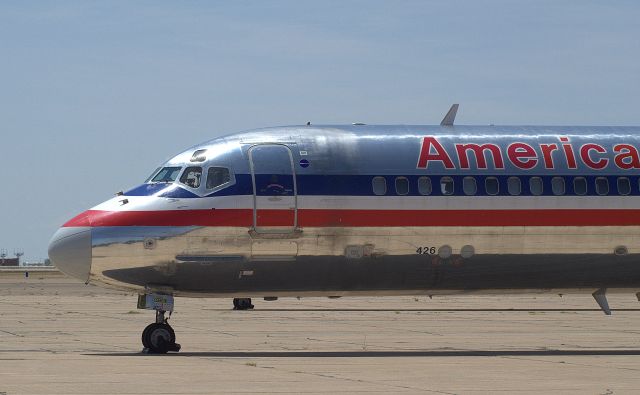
top-left (185, 172), bottom-right (200, 188)
top-left (181, 167), bottom-right (202, 188)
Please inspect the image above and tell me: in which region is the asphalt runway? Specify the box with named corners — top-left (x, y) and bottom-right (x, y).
top-left (1, 272), bottom-right (640, 394)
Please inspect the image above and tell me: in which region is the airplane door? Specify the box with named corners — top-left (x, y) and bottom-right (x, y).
top-left (249, 144), bottom-right (297, 233)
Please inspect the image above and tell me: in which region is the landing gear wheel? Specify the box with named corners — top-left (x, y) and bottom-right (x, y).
top-left (141, 324), bottom-right (153, 349)
top-left (233, 298), bottom-right (254, 310)
top-left (142, 322), bottom-right (180, 354)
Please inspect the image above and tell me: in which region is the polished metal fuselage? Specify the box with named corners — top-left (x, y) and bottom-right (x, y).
top-left (66, 125), bottom-right (640, 296)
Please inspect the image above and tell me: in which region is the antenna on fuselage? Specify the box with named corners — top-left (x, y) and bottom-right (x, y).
top-left (440, 103), bottom-right (459, 126)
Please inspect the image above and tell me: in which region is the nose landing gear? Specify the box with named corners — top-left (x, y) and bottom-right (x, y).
top-left (138, 293), bottom-right (180, 354)
top-left (142, 310), bottom-right (181, 354)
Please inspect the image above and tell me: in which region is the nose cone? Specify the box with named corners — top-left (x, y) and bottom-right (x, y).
top-left (48, 227), bottom-right (92, 282)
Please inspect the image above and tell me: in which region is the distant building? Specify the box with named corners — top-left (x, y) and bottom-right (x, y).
top-left (0, 257), bottom-right (19, 266)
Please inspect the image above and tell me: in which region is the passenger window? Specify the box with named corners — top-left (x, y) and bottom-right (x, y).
top-left (372, 177), bottom-right (387, 195)
top-left (418, 176), bottom-right (432, 195)
top-left (485, 177), bottom-right (499, 196)
top-left (151, 167), bottom-right (182, 183)
top-left (595, 177), bottom-right (609, 196)
top-left (395, 177), bottom-right (409, 195)
top-left (179, 166), bottom-right (203, 188)
top-left (463, 177), bottom-right (477, 195)
top-left (618, 177), bottom-right (631, 195)
top-left (573, 177), bottom-right (587, 195)
top-left (507, 177), bottom-right (521, 195)
top-left (529, 177), bottom-right (543, 196)
top-left (207, 167), bottom-right (231, 189)
top-left (440, 177), bottom-right (454, 195)
top-left (551, 177), bottom-right (565, 195)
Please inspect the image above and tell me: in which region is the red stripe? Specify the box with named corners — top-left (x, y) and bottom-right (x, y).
top-left (63, 208), bottom-right (640, 227)
top-left (300, 209), bottom-right (640, 226)
top-left (64, 209), bottom-right (253, 227)
top-left (63, 211), bottom-right (91, 227)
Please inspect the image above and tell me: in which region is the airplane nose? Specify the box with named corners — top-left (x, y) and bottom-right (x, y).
top-left (48, 227), bottom-right (92, 283)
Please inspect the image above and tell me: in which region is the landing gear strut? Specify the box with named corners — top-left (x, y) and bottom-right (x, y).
top-left (233, 298), bottom-right (254, 310)
top-left (138, 293), bottom-right (180, 354)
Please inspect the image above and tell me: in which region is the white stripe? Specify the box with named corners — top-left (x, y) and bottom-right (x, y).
top-left (298, 195), bottom-right (640, 210)
top-left (91, 194), bottom-right (640, 212)
top-left (91, 195), bottom-right (250, 211)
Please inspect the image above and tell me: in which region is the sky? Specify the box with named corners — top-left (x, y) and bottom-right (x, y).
top-left (0, 1), bottom-right (639, 261)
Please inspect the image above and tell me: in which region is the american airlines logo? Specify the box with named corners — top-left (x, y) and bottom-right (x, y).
top-left (417, 136), bottom-right (640, 170)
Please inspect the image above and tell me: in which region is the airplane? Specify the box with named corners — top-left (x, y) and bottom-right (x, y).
top-left (48, 105), bottom-right (640, 353)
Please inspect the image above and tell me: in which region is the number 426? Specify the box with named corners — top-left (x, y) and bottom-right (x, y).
top-left (416, 246), bottom-right (436, 255)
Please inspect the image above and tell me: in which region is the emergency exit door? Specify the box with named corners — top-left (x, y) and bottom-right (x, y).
top-left (248, 144), bottom-right (297, 233)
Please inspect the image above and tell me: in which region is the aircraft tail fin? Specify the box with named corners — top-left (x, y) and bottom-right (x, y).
top-left (440, 104), bottom-right (459, 126)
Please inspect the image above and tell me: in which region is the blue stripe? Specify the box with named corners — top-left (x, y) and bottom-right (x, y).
top-left (125, 174), bottom-right (640, 198)
top-left (124, 184), bottom-right (200, 198)
top-left (125, 175), bottom-right (253, 198)
top-left (298, 174), bottom-right (639, 197)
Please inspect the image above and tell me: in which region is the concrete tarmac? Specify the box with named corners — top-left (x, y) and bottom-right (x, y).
top-left (1, 272), bottom-right (640, 394)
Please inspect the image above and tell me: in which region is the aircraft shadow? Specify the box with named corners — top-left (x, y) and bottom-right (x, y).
top-left (215, 308), bottom-right (640, 312)
top-left (91, 349), bottom-right (640, 358)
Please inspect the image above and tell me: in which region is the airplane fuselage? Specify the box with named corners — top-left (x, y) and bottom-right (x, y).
top-left (49, 125), bottom-right (640, 298)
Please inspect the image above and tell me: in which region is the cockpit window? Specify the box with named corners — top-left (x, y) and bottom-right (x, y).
top-left (190, 149), bottom-right (207, 162)
top-left (145, 167), bottom-right (161, 183)
top-left (179, 166), bottom-right (203, 188)
top-left (207, 167), bottom-right (231, 189)
top-left (151, 167), bottom-right (182, 183)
